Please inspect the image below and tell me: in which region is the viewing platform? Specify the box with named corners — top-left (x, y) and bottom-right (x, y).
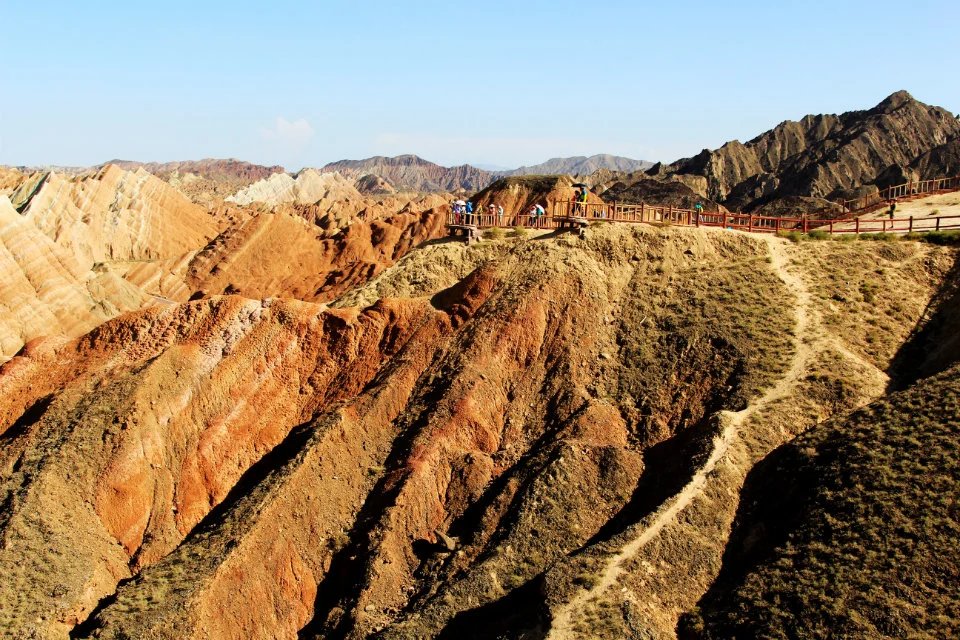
top-left (446, 173), bottom-right (960, 239)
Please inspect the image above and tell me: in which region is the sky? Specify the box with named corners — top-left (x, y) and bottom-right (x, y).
top-left (1, 0), bottom-right (958, 170)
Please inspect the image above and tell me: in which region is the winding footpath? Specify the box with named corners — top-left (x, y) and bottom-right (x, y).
top-left (548, 236), bottom-right (815, 638)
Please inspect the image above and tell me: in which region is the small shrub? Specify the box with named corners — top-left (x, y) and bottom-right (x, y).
top-left (858, 232), bottom-right (895, 242)
top-left (921, 230), bottom-right (960, 246)
top-left (485, 227), bottom-right (505, 240)
top-left (807, 230), bottom-right (830, 241)
top-left (509, 225), bottom-right (528, 238)
top-left (777, 230), bottom-right (804, 243)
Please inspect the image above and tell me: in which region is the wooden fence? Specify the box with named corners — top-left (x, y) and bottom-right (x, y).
top-left (838, 175), bottom-right (960, 213)
top-left (448, 200), bottom-right (960, 236)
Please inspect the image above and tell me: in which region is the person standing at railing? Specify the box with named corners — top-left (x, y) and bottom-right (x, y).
top-left (466, 201), bottom-right (474, 226)
top-left (694, 201), bottom-right (704, 222)
top-left (572, 188), bottom-right (583, 216)
top-left (498, 204), bottom-right (504, 226)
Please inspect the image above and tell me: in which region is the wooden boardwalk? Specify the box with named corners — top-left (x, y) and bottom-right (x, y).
top-left (448, 174), bottom-right (960, 238)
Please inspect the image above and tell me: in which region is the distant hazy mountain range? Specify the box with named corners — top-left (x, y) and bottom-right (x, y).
top-left (497, 154), bottom-right (653, 177)
top-left (320, 153), bottom-right (652, 193)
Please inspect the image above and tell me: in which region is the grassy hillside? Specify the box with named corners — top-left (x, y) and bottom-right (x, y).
top-left (682, 364), bottom-right (960, 639)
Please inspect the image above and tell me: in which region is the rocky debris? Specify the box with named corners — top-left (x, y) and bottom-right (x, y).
top-left (433, 530), bottom-right (459, 553)
top-left (0, 196), bottom-right (149, 363)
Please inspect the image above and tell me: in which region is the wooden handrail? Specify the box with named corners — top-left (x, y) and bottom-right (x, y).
top-left (839, 174), bottom-right (960, 213)
top-left (447, 199), bottom-right (960, 236)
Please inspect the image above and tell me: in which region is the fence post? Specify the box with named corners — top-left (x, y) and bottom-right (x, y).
top-left (723, 212), bottom-right (728, 228)
top-left (803, 215), bottom-right (808, 234)
top-left (855, 218), bottom-right (860, 235)
top-left (748, 214), bottom-right (754, 232)
top-left (909, 216), bottom-right (914, 233)
top-left (829, 219), bottom-right (834, 235)
top-left (775, 217), bottom-right (780, 234)
top-left (937, 217), bottom-right (941, 231)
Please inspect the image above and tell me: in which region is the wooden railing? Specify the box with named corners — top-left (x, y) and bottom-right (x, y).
top-left (448, 200), bottom-right (960, 236)
top-left (839, 175), bottom-right (960, 213)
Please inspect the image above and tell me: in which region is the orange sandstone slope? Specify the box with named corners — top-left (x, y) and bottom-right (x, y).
top-left (17, 164), bottom-right (222, 269)
top-left (0, 196), bottom-right (149, 363)
top-left (116, 206), bottom-right (449, 303)
top-left (4, 223), bottom-right (953, 640)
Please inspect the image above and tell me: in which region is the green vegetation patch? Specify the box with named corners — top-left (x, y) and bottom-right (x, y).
top-left (683, 365), bottom-right (960, 639)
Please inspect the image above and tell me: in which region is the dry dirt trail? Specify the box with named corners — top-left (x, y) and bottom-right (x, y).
top-left (548, 235), bottom-right (818, 639)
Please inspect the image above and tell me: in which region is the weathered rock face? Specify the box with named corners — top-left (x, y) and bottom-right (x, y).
top-left (892, 137), bottom-right (960, 184)
top-left (0, 166), bottom-right (26, 194)
top-left (226, 169), bottom-right (364, 207)
top-left (0, 294), bottom-right (441, 639)
top-left (0, 196), bottom-right (149, 363)
top-left (665, 91), bottom-right (960, 210)
top-left (17, 165), bottom-right (222, 269)
top-left (114, 206), bottom-right (448, 304)
top-left (599, 174), bottom-right (725, 211)
top-left (470, 175), bottom-right (602, 219)
top-left (322, 155), bottom-right (494, 193)
top-left (354, 173), bottom-right (398, 195)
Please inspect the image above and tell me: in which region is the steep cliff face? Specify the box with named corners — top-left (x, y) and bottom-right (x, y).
top-left (665, 91), bottom-right (960, 211)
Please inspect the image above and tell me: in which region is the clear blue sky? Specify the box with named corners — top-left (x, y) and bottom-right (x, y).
top-left (2, 0), bottom-right (958, 170)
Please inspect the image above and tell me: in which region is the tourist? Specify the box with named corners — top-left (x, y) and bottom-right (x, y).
top-left (888, 198), bottom-right (897, 219)
top-left (498, 204), bottom-right (504, 225)
top-left (465, 201), bottom-right (474, 225)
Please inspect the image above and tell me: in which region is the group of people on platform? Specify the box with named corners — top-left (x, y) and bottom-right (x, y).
top-left (450, 199), bottom-right (547, 227)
